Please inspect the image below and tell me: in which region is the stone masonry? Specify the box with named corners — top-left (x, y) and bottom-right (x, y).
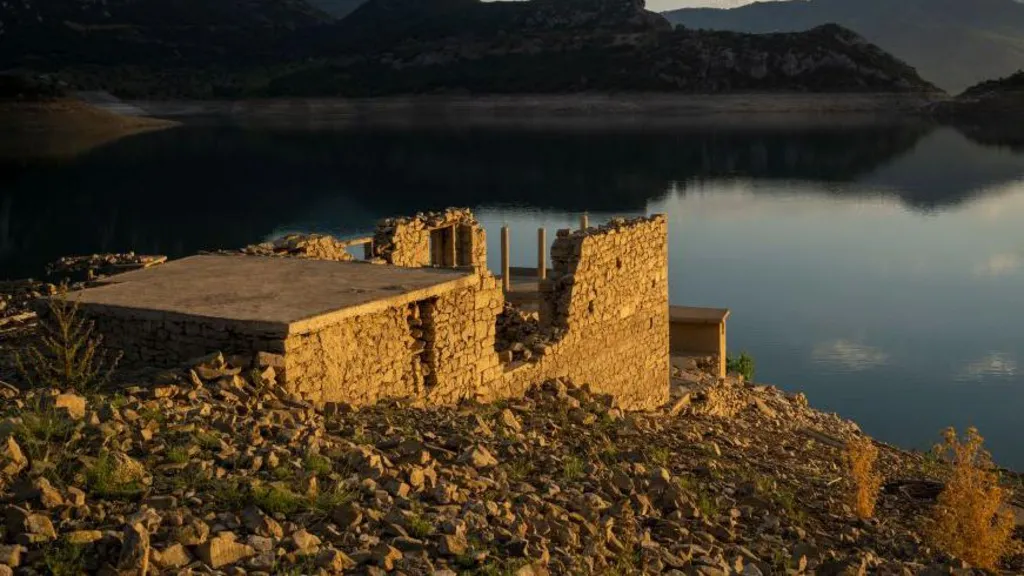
top-left (371, 208), bottom-right (487, 270)
top-left (75, 211), bottom-right (669, 410)
top-left (485, 215), bottom-right (670, 410)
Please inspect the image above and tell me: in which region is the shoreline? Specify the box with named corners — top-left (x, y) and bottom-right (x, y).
top-left (125, 92), bottom-right (945, 130)
top-left (0, 99), bottom-right (179, 159)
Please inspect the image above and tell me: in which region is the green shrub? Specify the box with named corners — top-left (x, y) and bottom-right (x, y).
top-left (562, 456), bottom-right (585, 481)
top-left (85, 451), bottom-right (145, 499)
top-left (726, 352), bottom-right (756, 382)
top-left (302, 453), bottom-right (333, 476)
top-left (15, 286), bottom-right (120, 393)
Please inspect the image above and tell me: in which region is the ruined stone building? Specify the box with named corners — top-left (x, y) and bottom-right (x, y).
top-left (74, 209), bottom-right (671, 410)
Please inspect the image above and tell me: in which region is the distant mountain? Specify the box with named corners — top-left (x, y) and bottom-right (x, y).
top-left (272, 0), bottom-right (937, 96)
top-left (930, 70), bottom-right (1024, 130)
top-left (662, 0), bottom-right (1024, 94)
top-left (307, 0), bottom-right (367, 19)
top-left (0, 0), bottom-right (329, 70)
top-left (1, 0), bottom-right (938, 98)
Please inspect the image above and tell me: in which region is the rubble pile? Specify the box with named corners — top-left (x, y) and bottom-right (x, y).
top-left (0, 352), bottom-right (1020, 575)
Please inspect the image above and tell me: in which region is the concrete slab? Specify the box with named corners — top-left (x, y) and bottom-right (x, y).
top-left (74, 255), bottom-right (476, 335)
top-left (669, 306), bottom-right (730, 324)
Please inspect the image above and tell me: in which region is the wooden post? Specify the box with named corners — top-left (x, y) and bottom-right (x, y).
top-left (719, 320), bottom-right (728, 380)
top-left (501, 226), bottom-right (511, 293)
top-left (580, 213), bottom-right (589, 231)
top-left (537, 227), bottom-right (547, 280)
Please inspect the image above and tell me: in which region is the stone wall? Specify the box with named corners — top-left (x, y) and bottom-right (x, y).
top-left (421, 274), bottom-right (505, 404)
top-left (282, 304), bottom-right (425, 405)
top-left (85, 308), bottom-right (285, 367)
top-left (275, 273), bottom-right (504, 406)
top-left (372, 208), bottom-right (487, 269)
top-left (482, 215), bottom-right (670, 410)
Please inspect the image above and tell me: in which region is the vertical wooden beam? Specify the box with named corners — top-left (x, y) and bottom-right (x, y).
top-left (537, 227), bottom-right (547, 281)
top-left (579, 213), bottom-right (589, 231)
top-left (501, 226), bottom-right (511, 293)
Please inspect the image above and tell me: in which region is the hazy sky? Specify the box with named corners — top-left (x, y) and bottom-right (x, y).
top-left (645, 0), bottom-right (763, 11)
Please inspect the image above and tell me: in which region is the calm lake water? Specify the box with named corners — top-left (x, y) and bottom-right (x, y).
top-left (3, 121), bottom-right (1023, 467)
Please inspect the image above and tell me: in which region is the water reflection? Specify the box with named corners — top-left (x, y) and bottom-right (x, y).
top-left (2, 120), bottom-right (1024, 466)
top-left (5, 122), bottom-right (1024, 280)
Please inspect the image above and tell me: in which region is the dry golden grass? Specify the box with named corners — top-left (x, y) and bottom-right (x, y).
top-left (844, 435), bottom-right (882, 519)
top-left (927, 427), bottom-right (1014, 571)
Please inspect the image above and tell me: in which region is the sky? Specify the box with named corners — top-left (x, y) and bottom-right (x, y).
top-left (645, 0), bottom-right (762, 11)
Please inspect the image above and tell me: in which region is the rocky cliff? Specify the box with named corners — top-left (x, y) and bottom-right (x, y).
top-left (272, 0), bottom-right (937, 96)
top-left (662, 0), bottom-right (1024, 94)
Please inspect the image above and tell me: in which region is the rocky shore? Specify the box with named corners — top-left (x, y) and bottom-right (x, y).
top-left (1, 247), bottom-right (1023, 575)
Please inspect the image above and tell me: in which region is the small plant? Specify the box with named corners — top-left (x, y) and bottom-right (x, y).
top-left (309, 483), bottom-right (355, 517)
top-left (273, 554), bottom-right (320, 576)
top-left (598, 445), bottom-right (620, 465)
top-left (14, 397), bottom-right (78, 468)
top-left (676, 475), bottom-right (719, 518)
top-left (844, 435), bottom-right (883, 519)
top-left (926, 427), bottom-right (1014, 571)
top-left (562, 455), bottom-right (585, 481)
top-left (194, 431), bottom-right (222, 451)
top-left (468, 559), bottom-right (530, 576)
top-left (302, 453), bottom-right (333, 476)
top-left (14, 285), bottom-right (121, 393)
top-left (504, 458), bottom-right (534, 482)
top-left (209, 478), bottom-right (248, 509)
top-left (251, 484), bottom-right (305, 516)
top-left (272, 466), bottom-right (296, 481)
top-left (44, 540), bottom-right (89, 576)
top-left (774, 486), bottom-right (808, 526)
top-left (646, 446), bottom-right (671, 468)
top-left (726, 352), bottom-right (755, 382)
top-left (165, 445), bottom-right (191, 465)
top-left (609, 547), bottom-right (642, 575)
top-left (85, 451), bottom-right (145, 499)
top-left (138, 404), bottom-right (166, 424)
top-left (406, 513), bottom-right (434, 539)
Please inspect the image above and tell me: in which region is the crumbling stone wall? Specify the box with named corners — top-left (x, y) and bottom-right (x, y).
top-left (545, 215), bottom-right (670, 408)
top-left (482, 215), bottom-right (670, 410)
top-left (282, 305), bottom-right (425, 405)
top-left (372, 208), bottom-right (487, 269)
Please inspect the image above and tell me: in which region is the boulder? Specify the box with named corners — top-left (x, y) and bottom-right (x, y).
top-left (195, 533), bottom-right (256, 569)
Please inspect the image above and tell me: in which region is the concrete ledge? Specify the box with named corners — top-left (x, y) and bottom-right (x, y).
top-left (74, 254), bottom-right (479, 337)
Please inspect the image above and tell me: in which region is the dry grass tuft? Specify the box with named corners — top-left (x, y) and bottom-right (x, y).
top-left (927, 427), bottom-right (1014, 571)
top-left (844, 435), bottom-right (882, 519)
top-left (14, 285), bottom-right (120, 392)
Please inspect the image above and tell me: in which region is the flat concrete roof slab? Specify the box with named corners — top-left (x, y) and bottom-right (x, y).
top-left (74, 255), bottom-right (476, 335)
